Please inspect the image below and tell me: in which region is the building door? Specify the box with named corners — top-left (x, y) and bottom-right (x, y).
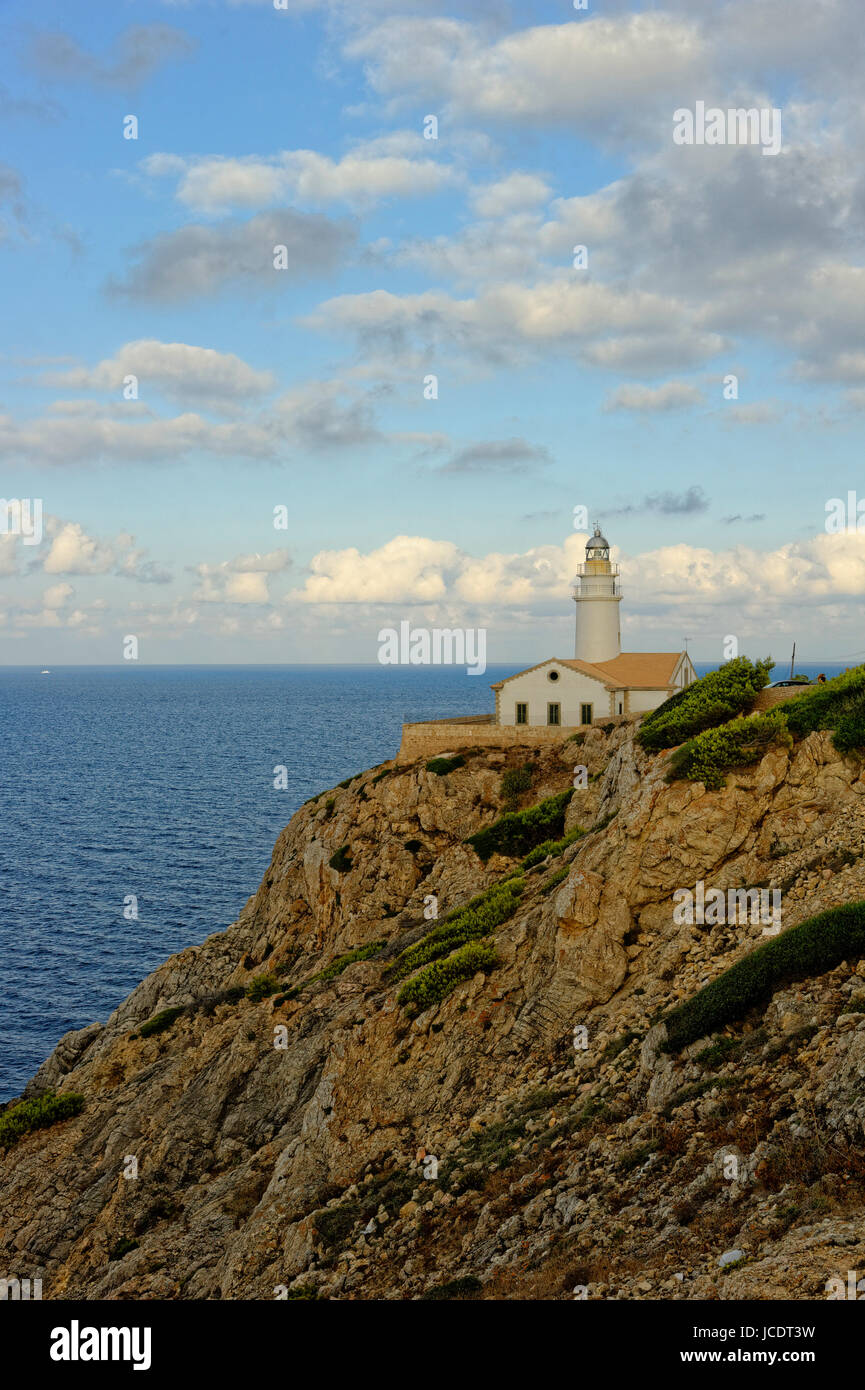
top-left (547, 703), bottom-right (560, 726)
top-left (580, 702), bottom-right (593, 725)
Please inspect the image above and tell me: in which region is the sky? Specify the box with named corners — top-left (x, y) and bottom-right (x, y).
top-left (2, 0), bottom-right (865, 667)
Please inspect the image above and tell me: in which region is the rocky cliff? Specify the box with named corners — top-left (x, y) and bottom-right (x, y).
top-left (3, 724), bottom-right (865, 1301)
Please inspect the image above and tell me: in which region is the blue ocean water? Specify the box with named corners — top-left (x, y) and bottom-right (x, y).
top-left (0, 665), bottom-right (516, 1100)
top-left (0, 660), bottom-right (849, 1100)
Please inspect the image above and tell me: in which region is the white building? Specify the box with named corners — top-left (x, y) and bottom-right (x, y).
top-left (491, 525), bottom-right (696, 727)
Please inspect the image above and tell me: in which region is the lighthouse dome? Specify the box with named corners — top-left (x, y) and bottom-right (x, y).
top-left (586, 526), bottom-right (610, 556)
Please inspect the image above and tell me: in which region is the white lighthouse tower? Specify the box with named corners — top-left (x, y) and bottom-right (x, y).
top-left (572, 523), bottom-right (622, 663)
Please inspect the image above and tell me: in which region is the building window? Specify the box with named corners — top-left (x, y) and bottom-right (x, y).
top-left (547, 668), bottom-right (560, 682)
top-left (547, 703), bottom-right (561, 726)
top-left (580, 702), bottom-right (593, 725)
top-left (515, 702), bottom-right (528, 725)
top-left (617, 701), bottom-right (623, 715)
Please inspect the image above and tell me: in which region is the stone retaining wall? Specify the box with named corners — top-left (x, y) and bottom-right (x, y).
top-left (396, 713), bottom-right (630, 763)
top-left (752, 686), bottom-right (812, 711)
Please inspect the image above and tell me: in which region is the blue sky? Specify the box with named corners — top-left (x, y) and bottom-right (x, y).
top-left (2, 0), bottom-right (865, 666)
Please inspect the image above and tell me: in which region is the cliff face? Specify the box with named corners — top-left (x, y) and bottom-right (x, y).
top-left (3, 727), bottom-right (865, 1301)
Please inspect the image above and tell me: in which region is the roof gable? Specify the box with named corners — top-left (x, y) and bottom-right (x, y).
top-left (492, 651), bottom-right (685, 692)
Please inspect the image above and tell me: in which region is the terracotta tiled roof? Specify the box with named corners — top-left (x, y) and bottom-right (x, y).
top-left (490, 652), bottom-right (685, 691)
top-left (560, 652), bottom-right (684, 689)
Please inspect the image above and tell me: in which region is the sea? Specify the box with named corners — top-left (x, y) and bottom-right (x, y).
top-left (0, 660), bottom-right (848, 1101)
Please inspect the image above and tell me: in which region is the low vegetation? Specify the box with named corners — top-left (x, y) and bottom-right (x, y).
top-left (328, 844), bottom-right (353, 873)
top-left (396, 939), bottom-right (497, 1012)
top-left (516, 825), bottom-right (584, 872)
top-left (541, 865), bottom-right (570, 894)
top-left (500, 762), bottom-right (534, 810)
top-left (465, 789), bottom-right (573, 862)
top-left (307, 940), bottom-right (385, 985)
top-left (663, 900), bottom-right (865, 1051)
top-left (0, 1090), bottom-right (85, 1148)
top-left (425, 755), bottom-right (465, 776)
top-left (273, 941), bottom-right (386, 1005)
top-left (246, 974), bottom-right (281, 1002)
top-left (388, 879), bottom-right (524, 983)
top-left (139, 1006), bottom-right (185, 1038)
top-left (783, 664), bottom-right (865, 753)
top-left (665, 709), bottom-right (791, 790)
top-left (637, 656), bottom-right (773, 752)
top-left (108, 1236), bottom-right (140, 1262)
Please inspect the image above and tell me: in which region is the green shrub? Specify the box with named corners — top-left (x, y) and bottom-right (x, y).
top-left (518, 825), bottom-right (584, 871)
top-left (328, 844), bottom-right (353, 873)
top-left (661, 1076), bottom-right (736, 1118)
top-left (313, 1202), bottom-right (361, 1249)
top-left (666, 709), bottom-right (791, 790)
top-left (139, 1006), bottom-right (185, 1038)
top-left (783, 664), bottom-right (865, 752)
top-left (500, 763), bottom-right (534, 809)
top-left (108, 1236), bottom-right (140, 1261)
top-left (338, 773), bottom-right (361, 788)
top-left (637, 657), bottom-right (774, 752)
top-left (619, 1139), bottom-right (659, 1171)
top-left (420, 1275), bottom-right (482, 1300)
top-left (465, 790), bottom-right (574, 862)
top-left (694, 1034), bottom-right (743, 1068)
top-left (388, 880), bottom-right (523, 982)
top-left (246, 973), bottom-right (281, 1002)
top-left (541, 865), bottom-right (571, 894)
top-left (396, 939), bottom-right (497, 1012)
top-left (601, 1029), bottom-right (640, 1063)
top-left (426, 755), bottom-right (465, 776)
top-left (0, 1090), bottom-right (86, 1148)
top-left (663, 900), bottom-right (865, 1052)
top-left (308, 940), bottom-right (385, 985)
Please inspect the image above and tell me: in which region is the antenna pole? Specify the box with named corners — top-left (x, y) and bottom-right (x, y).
top-left (790, 642), bottom-right (796, 680)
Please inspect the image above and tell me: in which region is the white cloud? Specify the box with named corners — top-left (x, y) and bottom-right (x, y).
top-left (42, 582), bottom-right (74, 608)
top-left (470, 173), bottom-right (551, 218)
top-left (192, 550), bottom-right (291, 604)
top-left (141, 140), bottom-right (457, 212)
top-left (605, 381), bottom-right (705, 412)
top-left (44, 340), bottom-right (275, 407)
top-left (285, 530), bottom-right (865, 618)
top-left (347, 14), bottom-right (708, 133)
top-left (40, 519), bottom-right (170, 583)
top-left (108, 211), bottom-right (355, 302)
top-left (307, 279), bottom-right (726, 372)
top-left (291, 535), bottom-right (462, 604)
top-left (0, 373), bottom-right (383, 465)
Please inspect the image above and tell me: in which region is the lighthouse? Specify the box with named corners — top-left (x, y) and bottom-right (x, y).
top-left (572, 524), bottom-right (622, 663)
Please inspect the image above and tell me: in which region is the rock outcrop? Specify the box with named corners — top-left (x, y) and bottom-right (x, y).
top-left (2, 726), bottom-right (865, 1301)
